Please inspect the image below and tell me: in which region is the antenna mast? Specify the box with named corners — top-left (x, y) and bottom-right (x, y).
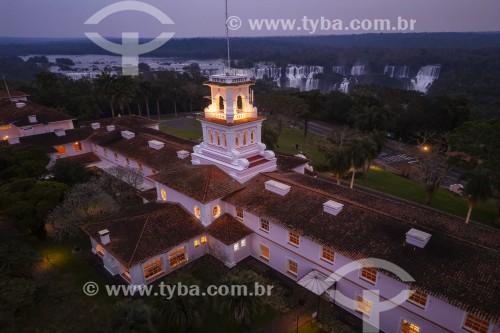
top-left (2, 74), bottom-right (12, 102)
top-left (225, 0), bottom-right (231, 74)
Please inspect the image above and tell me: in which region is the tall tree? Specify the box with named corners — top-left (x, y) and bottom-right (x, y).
top-left (114, 76), bottom-right (136, 116)
top-left (94, 71), bottom-right (117, 117)
top-left (462, 170), bottom-right (493, 224)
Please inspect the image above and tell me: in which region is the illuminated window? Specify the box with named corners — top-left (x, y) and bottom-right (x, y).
top-left (356, 295), bottom-right (372, 316)
top-left (222, 133), bottom-right (227, 148)
top-left (243, 132), bottom-right (248, 146)
top-left (138, 163), bottom-right (143, 173)
top-left (288, 230), bottom-right (300, 247)
top-left (168, 246), bottom-right (188, 268)
top-left (55, 145), bottom-right (66, 155)
top-left (237, 95), bottom-right (243, 111)
top-left (201, 236), bottom-right (207, 244)
top-left (126, 157), bottom-right (130, 166)
top-left (260, 219), bottom-right (269, 233)
top-left (218, 96), bottom-right (224, 111)
top-left (401, 320), bottom-right (420, 333)
top-left (251, 130), bottom-right (255, 143)
top-left (321, 246), bottom-right (335, 264)
top-left (114, 152), bottom-right (118, 161)
top-left (287, 259), bottom-right (298, 276)
top-left (212, 205), bottom-right (221, 218)
top-left (194, 205), bottom-right (201, 218)
top-left (194, 239), bottom-right (200, 248)
top-left (360, 267), bottom-right (377, 284)
top-left (234, 243), bottom-right (239, 251)
top-left (143, 257), bottom-right (164, 281)
top-left (408, 289), bottom-right (427, 308)
top-left (463, 313), bottom-right (490, 333)
top-left (235, 207), bottom-right (243, 220)
top-left (96, 244), bottom-right (105, 257)
top-left (160, 189), bottom-right (167, 201)
top-left (73, 142), bottom-right (82, 152)
top-left (0, 125), bottom-right (12, 130)
top-left (2, 136), bottom-right (8, 141)
top-left (241, 239), bottom-right (246, 247)
top-left (260, 245), bottom-right (269, 261)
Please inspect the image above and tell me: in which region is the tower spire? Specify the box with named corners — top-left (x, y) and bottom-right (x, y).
top-left (225, 0), bottom-right (231, 74)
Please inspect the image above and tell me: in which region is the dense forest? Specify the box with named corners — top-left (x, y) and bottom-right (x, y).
top-left (1, 33), bottom-right (500, 118)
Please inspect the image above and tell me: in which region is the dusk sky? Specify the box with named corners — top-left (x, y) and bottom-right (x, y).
top-left (2, 0), bottom-right (500, 38)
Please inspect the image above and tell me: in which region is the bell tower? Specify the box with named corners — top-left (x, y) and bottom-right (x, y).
top-left (191, 74), bottom-right (277, 183)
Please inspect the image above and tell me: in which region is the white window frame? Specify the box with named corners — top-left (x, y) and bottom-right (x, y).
top-left (287, 230), bottom-right (300, 247)
top-left (259, 218), bottom-right (270, 233)
top-left (286, 258), bottom-right (298, 277)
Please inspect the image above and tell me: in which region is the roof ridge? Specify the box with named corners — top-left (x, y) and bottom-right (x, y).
top-left (127, 215), bottom-right (151, 268)
top-left (201, 166), bottom-right (214, 202)
top-left (263, 173), bottom-right (500, 253)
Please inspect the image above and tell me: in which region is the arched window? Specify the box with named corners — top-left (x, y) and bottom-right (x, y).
top-left (194, 205), bottom-right (201, 218)
top-left (235, 135), bottom-right (240, 148)
top-left (160, 189), bottom-right (167, 201)
top-left (222, 134), bottom-right (227, 148)
top-left (212, 205), bottom-right (221, 218)
top-left (216, 132), bottom-right (220, 146)
top-left (236, 95), bottom-right (243, 111)
top-left (208, 130), bottom-right (213, 144)
top-left (251, 129), bottom-right (255, 143)
top-left (243, 132), bottom-right (248, 146)
top-left (218, 96), bottom-right (224, 111)
top-left (96, 244), bottom-right (105, 257)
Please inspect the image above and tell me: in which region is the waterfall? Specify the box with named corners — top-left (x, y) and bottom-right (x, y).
top-left (332, 66), bottom-right (347, 76)
top-left (351, 65), bottom-right (365, 76)
top-left (410, 65), bottom-right (441, 93)
top-left (384, 65), bottom-right (409, 78)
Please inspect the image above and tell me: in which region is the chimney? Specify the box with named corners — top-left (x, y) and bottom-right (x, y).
top-left (28, 115), bottom-right (37, 123)
top-left (15, 102), bottom-right (26, 108)
top-left (106, 125), bottom-right (115, 132)
top-left (54, 129), bottom-right (66, 137)
top-left (148, 140), bottom-right (164, 150)
top-left (8, 137), bottom-right (20, 145)
top-left (98, 229), bottom-right (110, 245)
top-left (91, 122), bottom-right (100, 130)
top-left (323, 200), bottom-right (344, 216)
top-left (265, 180), bottom-right (291, 196)
top-left (406, 228), bottom-right (431, 248)
top-left (177, 150), bottom-right (190, 159)
top-left (121, 130), bottom-right (135, 140)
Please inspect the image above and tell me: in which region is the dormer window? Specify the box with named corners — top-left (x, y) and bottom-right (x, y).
top-left (218, 96), bottom-right (224, 112)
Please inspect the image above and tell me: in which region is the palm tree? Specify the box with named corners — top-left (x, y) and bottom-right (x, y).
top-left (94, 71), bottom-right (117, 117)
top-left (348, 138), bottom-right (367, 189)
top-left (151, 85), bottom-right (164, 120)
top-left (139, 81), bottom-right (153, 118)
top-left (114, 76), bottom-right (136, 116)
top-left (216, 270), bottom-right (265, 325)
top-left (324, 145), bottom-right (351, 185)
top-left (462, 170), bottom-right (493, 224)
top-left (156, 273), bottom-right (205, 332)
top-left (359, 136), bottom-right (379, 180)
top-left (113, 300), bottom-right (156, 333)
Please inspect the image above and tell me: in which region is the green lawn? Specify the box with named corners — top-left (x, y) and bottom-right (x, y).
top-left (275, 128), bottom-right (327, 168)
top-left (354, 166), bottom-right (498, 227)
top-left (160, 123), bottom-right (202, 141)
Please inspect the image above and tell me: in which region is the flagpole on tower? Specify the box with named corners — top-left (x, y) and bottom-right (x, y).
top-left (225, 0), bottom-right (231, 74)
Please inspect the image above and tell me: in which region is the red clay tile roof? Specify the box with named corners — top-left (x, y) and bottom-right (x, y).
top-left (82, 203), bottom-right (205, 268)
top-left (81, 115), bottom-right (159, 130)
top-left (275, 152), bottom-right (308, 172)
top-left (0, 100), bottom-right (74, 127)
top-left (207, 214), bottom-right (253, 245)
top-left (150, 164), bottom-right (244, 203)
top-left (223, 172), bottom-right (500, 321)
top-left (87, 126), bottom-right (194, 171)
top-left (0, 90), bottom-right (29, 100)
top-left (65, 152), bottom-right (101, 164)
top-left (18, 127), bottom-right (93, 153)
